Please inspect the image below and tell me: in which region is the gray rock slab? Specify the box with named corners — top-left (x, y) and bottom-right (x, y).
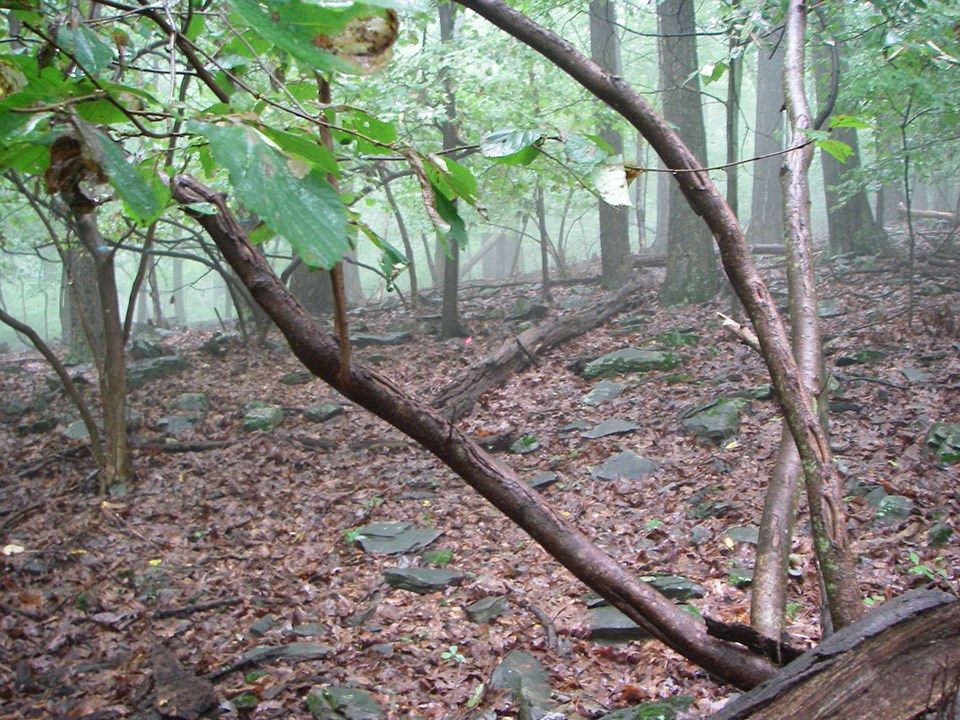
top-left (642, 575), bottom-right (706, 600)
top-left (682, 398), bottom-right (751, 443)
top-left (352, 332), bottom-right (412, 348)
top-left (356, 522), bottom-right (442, 555)
top-left (559, 419), bottom-right (592, 434)
top-left (383, 567), bottom-right (465, 594)
top-left (588, 605), bottom-right (649, 642)
top-left (62, 419), bottom-right (90, 441)
top-left (527, 471), bottom-right (558, 490)
top-left (280, 371), bottom-right (313, 385)
top-left (307, 686), bottom-right (382, 720)
top-left (304, 403), bottom-right (344, 423)
top-left (723, 525), bottom-right (760, 545)
top-left (157, 414), bottom-right (204, 436)
top-left (465, 595), bottom-right (509, 623)
top-left (901, 367), bottom-right (930, 384)
top-left (591, 451), bottom-right (659, 481)
top-left (583, 380), bottom-right (625, 406)
top-left (925, 422), bottom-right (960, 464)
top-left (127, 355), bottom-right (189, 389)
top-left (241, 641), bottom-right (334, 665)
top-left (490, 649), bottom-right (554, 714)
top-left (581, 418), bottom-right (640, 439)
top-left (875, 495), bottom-right (914, 523)
top-left (243, 406), bottom-right (284, 432)
top-left (581, 348), bottom-right (682, 379)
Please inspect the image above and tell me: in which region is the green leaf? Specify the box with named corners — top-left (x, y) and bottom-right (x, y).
top-left (88, 127), bottom-right (166, 224)
top-left (258, 126), bottom-right (339, 176)
top-left (59, 24), bottom-right (115, 77)
top-left (333, 108), bottom-right (397, 155)
top-left (816, 138), bottom-right (853, 163)
top-left (563, 133), bottom-right (610, 166)
top-left (355, 220), bottom-right (409, 288)
top-left (480, 129), bottom-right (544, 165)
top-left (227, 0), bottom-right (376, 74)
top-left (434, 188), bottom-right (467, 250)
top-left (191, 121), bottom-right (349, 269)
top-left (700, 60), bottom-right (728, 85)
top-left (828, 114), bottom-right (872, 130)
top-left (424, 155), bottom-right (477, 204)
top-left (589, 163), bottom-right (631, 207)
top-left (0, 140), bottom-right (47, 173)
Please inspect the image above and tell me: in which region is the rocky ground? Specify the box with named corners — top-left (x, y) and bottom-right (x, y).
top-left (1, 244), bottom-right (958, 719)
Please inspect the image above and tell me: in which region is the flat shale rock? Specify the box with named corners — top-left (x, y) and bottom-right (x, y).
top-left (307, 686), bottom-right (383, 720)
top-left (304, 402), bottom-right (344, 423)
top-left (581, 418), bottom-right (640, 439)
top-left (465, 595), bottom-right (509, 623)
top-left (582, 380), bottom-right (625, 406)
top-left (383, 567), bottom-right (465, 594)
top-left (581, 348), bottom-right (681, 379)
top-left (355, 522), bottom-right (442, 555)
top-left (490, 649), bottom-right (555, 718)
top-left (127, 355), bottom-right (189, 389)
top-left (591, 451), bottom-right (659, 481)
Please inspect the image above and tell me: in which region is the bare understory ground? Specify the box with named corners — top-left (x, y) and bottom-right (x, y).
top-left (1, 249), bottom-right (959, 719)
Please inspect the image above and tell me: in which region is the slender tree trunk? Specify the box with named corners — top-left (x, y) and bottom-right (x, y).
top-left (747, 27), bottom-right (785, 245)
top-left (726, 1), bottom-right (742, 216)
top-left (656, 0), bottom-right (718, 305)
top-left (70, 211), bottom-right (130, 492)
top-left (782, 0), bottom-right (862, 630)
top-left (439, 2), bottom-right (466, 338)
top-left (381, 172), bottom-right (418, 309)
top-left (536, 183), bottom-right (552, 301)
top-left (589, 0), bottom-right (631, 289)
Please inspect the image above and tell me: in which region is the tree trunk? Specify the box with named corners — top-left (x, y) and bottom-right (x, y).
top-left (63, 246), bottom-right (103, 363)
top-left (656, 0), bottom-right (718, 305)
top-left (589, 0), bottom-right (631, 290)
top-left (452, 0), bottom-right (862, 630)
top-left (172, 174), bottom-right (778, 691)
top-left (439, 2), bottom-right (466, 339)
top-left (747, 27), bottom-right (785, 245)
top-left (781, 0), bottom-right (861, 630)
top-left (714, 590), bottom-right (960, 720)
top-left (536, 183), bottom-right (552, 301)
top-left (71, 210), bottom-right (130, 492)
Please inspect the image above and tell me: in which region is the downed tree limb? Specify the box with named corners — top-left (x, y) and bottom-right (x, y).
top-left (898, 203), bottom-right (958, 223)
top-left (170, 173), bottom-right (778, 690)
top-left (712, 589), bottom-right (960, 720)
top-left (432, 273), bottom-right (654, 419)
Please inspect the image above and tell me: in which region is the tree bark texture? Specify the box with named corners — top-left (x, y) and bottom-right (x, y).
top-left (656, 0), bottom-right (719, 305)
top-left (451, 0), bottom-right (861, 627)
top-left (170, 174), bottom-right (777, 691)
top-left (71, 211), bottom-right (130, 491)
top-left (432, 272), bottom-right (653, 419)
top-left (782, 0), bottom-right (861, 630)
top-left (747, 27), bottom-right (785, 245)
top-left (439, 2), bottom-right (465, 339)
top-left (713, 590), bottom-right (960, 720)
top-left (589, 0), bottom-right (631, 290)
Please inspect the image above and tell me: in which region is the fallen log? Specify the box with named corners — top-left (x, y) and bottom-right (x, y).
top-left (898, 203), bottom-right (959, 223)
top-left (432, 272), bottom-right (654, 419)
top-left (711, 589), bottom-right (960, 720)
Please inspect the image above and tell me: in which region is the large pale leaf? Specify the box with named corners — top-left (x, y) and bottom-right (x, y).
top-left (480, 129), bottom-right (544, 165)
top-left (192, 122), bottom-right (349, 269)
top-left (589, 163), bottom-right (631, 208)
top-left (563, 133), bottom-right (610, 166)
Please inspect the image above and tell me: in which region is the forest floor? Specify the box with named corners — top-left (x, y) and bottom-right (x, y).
top-left (1, 238), bottom-right (959, 720)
